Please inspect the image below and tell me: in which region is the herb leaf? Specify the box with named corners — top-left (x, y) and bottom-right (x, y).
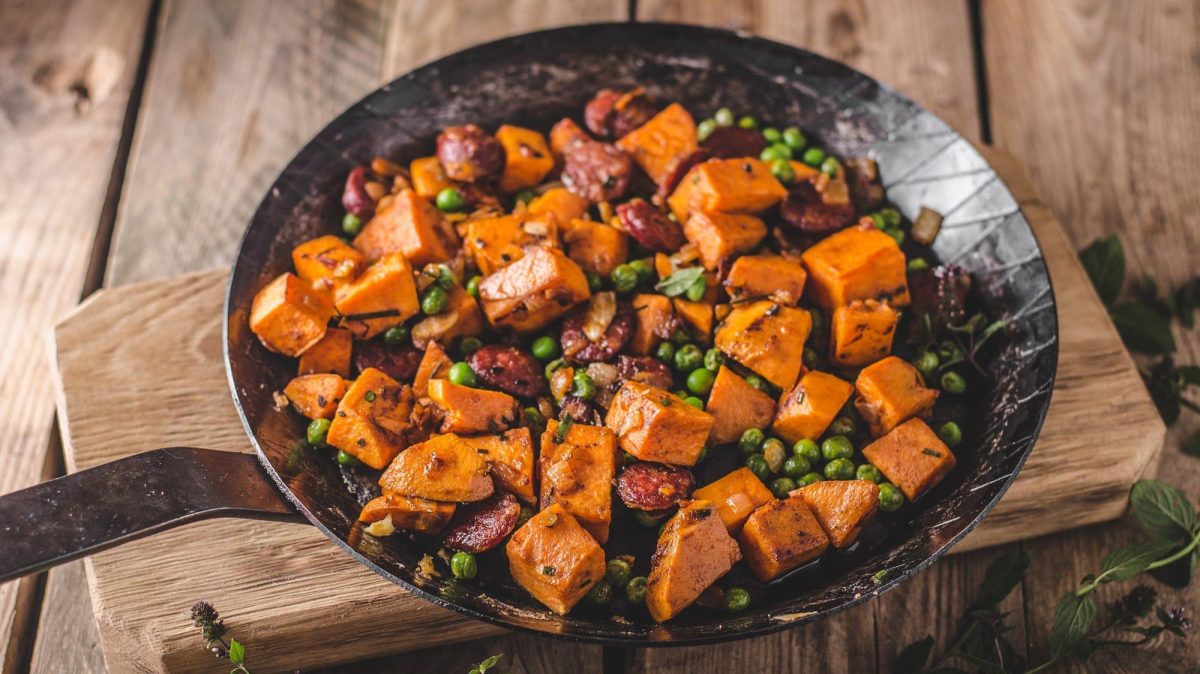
top-left (1172, 277), bottom-right (1200, 327)
top-left (1110, 302), bottom-right (1177, 354)
top-left (554, 416), bottom-right (574, 444)
top-left (891, 634), bottom-right (934, 674)
top-left (228, 639), bottom-right (245, 665)
top-left (1049, 592), bottom-right (1097, 660)
top-left (1099, 540), bottom-right (1179, 583)
top-left (1130, 480), bottom-right (1198, 542)
top-left (972, 549), bottom-right (1030, 608)
top-left (1078, 234), bottom-right (1125, 306)
top-left (654, 267), bottom-right (705, 297)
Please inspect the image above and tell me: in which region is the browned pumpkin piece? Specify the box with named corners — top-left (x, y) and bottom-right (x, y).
top-left (357, 494), bottom-right (456, 535)
top-left (737, 494), bottom-right (829, 582)
top-left (528, 187), bottom-right (589, 227)
top-left (506, 504), bottom-right (607, 615)
top-left (466, 212), bottom-right (559, 276)
top-left (477, 246), bottom-right (591, 333)
top-left (283, 374), bottom-right (347, 420)
top-left (563, 218), bottom-right (629, 277)
top-left (800, 225), bottom-right (909, 309)
top-left (334, 253), bottom-right (420, 340)
top-left (645, 500), bottom-right (741, 622)
top-left (354, 189), bottom-right (458, 267)
top-left (470, 427), bottom-right (536, 505)
top-left (772, 370), bottom-right (855, 444)
top-left (691, 467), bottom-right (774, 534)
top-left (854, 356), bottom-right (939, 436)
top-left (297, 327), bottom-right (353, 377)
top-left (672, 298), bottom-right (713, 343)
top-left (411, 286), bottom-right (485, 349)
top-left (706, 366), bottom-right (776, 445)
top-left (681, 211), bottom-right (767, 271)
top-left (604, 380), bottom-right (714, 466)
top-left (724, 255), bottom-right (808, 306)
top-left (292, 235), bottom-right (366, 292)
top-left (378, 433), bottom-right (494, 502)
top-left (412, 341), bottom-right (453, 397)
top-left (338, 367), bottom-right (414, 436)
top-left (831, 299), bottom-right (899, 367)
top-left (539, 420), bottom-right (617, 543)
top-left (796, 479), bottom-right (879, 549)
top-left (427, 378), bottom-right (518, 434)
top-left (495, 125), bottom-right (555, 193)
top-left (249, 272), bottom-right (334, 357)
top-left (629, 293), bottom-right (676, 355)
top-left (667, 158), bottom-right (788, 222)
top-left (615, 102), bottom-right (699, 187)
top-left (714, 301), bottom-right (812, 391)
top-left (327, 412), bottom-right (402, 470)
top-left (409, 156), bottom-right (455, 200)
top-left (862, 418), bottom-right (957, 500)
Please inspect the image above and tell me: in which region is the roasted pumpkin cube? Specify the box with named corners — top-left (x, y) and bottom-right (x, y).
top-left (646, 500), bottom-right (741, 622)
top-left (477, 246), bottom-right (591, 333)
top-left (862, 418), bottom-right (957, 501)
top-left (563, 218), bottom-right (629, 277)
top-left (706, 366), bottom-right (777, 445)
top-left (691, 467), bottom-right (774, 534)
top-left (831, 299), bottom-right (899, 367)
top-left (327, 411), bottom-right (403, 470)
top-left (292, 235), bottom-right (366, 292)
top-left (354, 189), bottom-right (457, 267)
top-left (378, 433), bottom-right (494, 502)
top-left (283, 374), bottom-right (346, 420)
top-left (358, 494), bottom-right (456, 535)
top-left (737, 494), bottom-right (829, 582)
top-left (410, 156), bottom-right (455, 200)
top-left (470, 427), bottom-right (536, 505)
top-left (506, 504), bottom-right (607, 615)
top-left (334, 253), bottom-right (420, 340)
top-left (629, 293), bottom-right (676, 355)
top-left (771, 370), bottom-right (854, 444)
top-left (672, 298), bottom-right (713, 343)
top-left (339, 367), bottom-right (413, 436)
top-left (715, 301), bottom-right (812, 391)
top-left (428, 378), bottom-right (518, 434)
top-left (413, 341), bottom-right (453, 397)
top-left (466, 212), bottom-right (559, 276)
top-left (800, 225), bottom-right (909, 309)
top-left (854, 356), bottom-right (938, 436)
top-left (681, 211), bottom-right (767, 270)
top-left (496, 125), bottom-right (555, 193)
top-left (528, 187), bottom-right (589, 227)
top-left (605, 380), bottom-right (714, 466)
top-left (724, 255), bottom-right (808, 306)
top-left (249, 272), bottom-right (334, 356)
top-left (797, 479), bottom-right (879, 549)
top-left (297, 327), bottom-right (353, 377)
top-left (540, 420), bottom-right (617, 544)
top-left (667, 158), bottom-right (787, 222)
top-left (615, 102), bottom-right (699, 187)
top-left (411, 286), bottom-right (484, 349)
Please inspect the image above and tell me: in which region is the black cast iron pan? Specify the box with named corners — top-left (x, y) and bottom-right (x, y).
top-left (0, 23), bottom-right (1058, 645)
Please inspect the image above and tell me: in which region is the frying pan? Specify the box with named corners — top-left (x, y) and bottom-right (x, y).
top-left (0, 23), bottom-right (1058, 645)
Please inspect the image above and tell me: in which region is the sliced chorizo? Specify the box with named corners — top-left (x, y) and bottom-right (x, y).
top-left (436, 124), bottom-right (504, 183)
top-left (779, 181), bottom-right (856, 234)
top-left (561, 141), bottom-right (633, 203)
top-left (352, 340), bottom-right (422, 381)
top-left (616, 198), bottom-right (685, 252)
top-left (443, 492), bottom-right (521, 553)
top-left (701, 126), bottom-right (767, 159)
top-left (558, 307), bottom-right (634, 363)
top-left (468, 345), bottom-right (547, 398)
top-left (585, 88), bottom-right (657, 139)
top-left (558, 395), bottom-right (601, 425)
top-left (616, 355), bottom-right (674, 391)
top-left (616, 462), bottom-right (695, 511)
top-left (342, 165), bottom-right (377, 219)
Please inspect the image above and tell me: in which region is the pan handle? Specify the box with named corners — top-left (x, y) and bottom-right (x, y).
top-left (0, 447), bottom-right (299, 584)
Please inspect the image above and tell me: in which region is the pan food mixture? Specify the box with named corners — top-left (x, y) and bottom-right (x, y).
top-left (250, 87), bottom-right (990, 622)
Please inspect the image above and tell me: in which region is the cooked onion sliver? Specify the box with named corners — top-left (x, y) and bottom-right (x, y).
top-left (912, 206), bottom-right (944, 245)
top-left (583, 291), bottom-right (617, 342)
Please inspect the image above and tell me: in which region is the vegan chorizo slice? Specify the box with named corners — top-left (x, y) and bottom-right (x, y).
top-left (561, 141), bottom-right (634, 203)
top-left (468, 344), bottom-right (547, 398)
top-left (617, 462), bottom-right (696, 511)
top-left (443, 491), bottom-right (522, 553)
top-left (342, 165), bottom-right (378, 219)
top-left (352, 340), bottom-right (422, 381)
top-left (616, 355), bottom-right (673, 391)
top-left (436, 124), bottom-right (504, 182)
top-left (701, 126), bottom-right (767, 159)
top-left (779, 181), bottom-right (856, 234)
top-left (559, 307), bottom-right (634, 363)
top-left (616, 199), bottom-right (686, 253)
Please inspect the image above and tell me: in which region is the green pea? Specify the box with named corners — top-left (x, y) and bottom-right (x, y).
top-left (870, 212), bottom-right (887, 229)
top-left (724, 587), bottom-right (751, 613)
top-left (762, 127), bottom-right (782, 144)
top-left (783, 455), bottom-right (810, 479)
top-left (821, 435), bottom-right (854, 461)
top-left (531, 335), bottom-right (560, 362)
top-left (670, 328), bottom-right (691, 345)
top-left (697, 119), bottom-right (717, 142)
top-left (516, 504), bottom-right (535, 529)
top-left (802, 347), bottom-right (821, 370)
top-left (573, 370), bottom-right (597, 400)
top-left (762, 438), bottom-right (787, 473)
top-left (514, 189), bottom-right (536, 205)
top-left (448, 362), bottom-right (477, 387)
top-left (913, 351), bottom-right (939, 377)
top-left (824, 457), bottom-right (855, 480)
top-left (673, 344), bottom-right (704, 372)
top-left (543, 358), bottom-right (565, 380)
top-left (939, 421), bottom-right (963, 447)
top-left (336, 449), bottom-right (361, 467)
top-left (738, 115), bottom-right (758, 130)
top-left (745, 453), bottom-right (771, 483)
top-left (683, 396), bottom-right (705, 410)
top-left (435, 187), bottom-right (465, 212)
top-left (655, 341), bottom-right (676, 365)
top-left (744, 373), bottom-right (768, 392)
top-left (879, 207), bottom-right (902, 228)
top-left (586, 270), bottom-right (604, 292)
top-left (883, 226), bottom-right (905, 245)
top-left (686, 368), bottom-right (715, 395)
top-left (450, 551), bottom-right (477, 579)
top-left (434, 264), bottom-right (457, 291)
top-left (626, 576), bottom-right (649, 604)
top-left (522, 406), bottom-right (545, 429)
top-left (306, 418), bottom-right (331, 447)
top-left (769, 158), bottom-right (796, 183)
top-left (634, 510), bottom-right (666, 528)
top-left (610, 264), bottom-right (639, 293)
top-left (856, 463), bottom-right (883, 483)
top-left (606, 559), bottom-right (633, 587)
top-left (586, 580), bottom-right (613, 605)
top-left (685, 276), bottom-right (708, 302)
top-left (629, 258), bottom-right (654, 283)
top-left (739, 428), bottom-right (766, 455)
top-left (770, 477), bottom-right (797, 499)
top-left (342, 212), bottom-right (363, 236)
top-left (465, 275), bottom-right (482, 299)
top-left (458, 337), bottom-right (483, 355)
top-left (421, 285), bottom-right (449, 315)
top-left (808, 307), bottom-right (825, 332)
top-left (938, 340), bottom-right (965, 363)
top-left (801, 147), bottom-right (826, 167)
top-left (797, 471), bottom-right (824, 487)
top-left (792, 438), bottom-right (821, 464)
top-left (878, 482), bottom-right (904, 512)
top-left (820, 156), bottom-right (841, 177)
top-left (827, 415), bottom-right (856, 437)
top-left (703, 348), bottom-right (724, 372)
top-left (760, 145), bottom-right (790, 163)
top-left (782, 127), bottom-right (806, 150)
top-left (941, 371), bottom-right (967, 394)
top-left (908, 258), bottom-right (929, 272)
top-left (714, 108), bottom-right (735, 127)
top-left (382, 324), bottom-right (409, 346)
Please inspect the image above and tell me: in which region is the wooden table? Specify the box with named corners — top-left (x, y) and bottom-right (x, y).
top-left (2, 1), bottom-right (1197, 672)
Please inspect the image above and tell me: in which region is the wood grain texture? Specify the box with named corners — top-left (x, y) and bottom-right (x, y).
top-left (0, 0), bottom-right (152, 671)
top-left (27, 562), bottom-right (104, 674)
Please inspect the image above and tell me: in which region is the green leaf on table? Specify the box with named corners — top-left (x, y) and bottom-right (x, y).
top-left (1099, 540), bottom-right (1179, 583)
top-left (1172, 277), bottom-right (1200, 328)
top-left (972, 549), bottom-right (1030, 608)
top-left (1180, 365), bottom-right (1200, 387)
top-left (1050, 592), bottom-right (1097, 660)
top-left (1183, 430), bottom-right (1200, 458)
top-left (654, 267), bottom-right (705, 297)
top-left (892, 635), bottom-right (934, 674)
top-left (1078, 234), bottom-right (1125, 306)
top-left (1130, 479), bottom-right (1198, 542)
top-left (1110, 302), bottom-right (1176, 354)
top-left (228, 639), bottom-right (245, 665)
top-left (1141, 363), bottom-right (1182, 425)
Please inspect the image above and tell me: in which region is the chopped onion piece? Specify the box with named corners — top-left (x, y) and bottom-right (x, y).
top-left (364, 514), bottom-right (395, 537)
top-left (912, 206), bottom-right (944, 246)
top-left (669, 243), bottom-right (700, 269)
top-left (586, 362), bottom-right (618, 389)
top-left (583, 291), bottom-right (617, 342)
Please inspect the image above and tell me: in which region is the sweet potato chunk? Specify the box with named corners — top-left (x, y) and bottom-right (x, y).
top-left (428, 379), bottom-right (518, 434)
top-left (470, 427), bottom-right (536, 505)
top-left (410, 156), bottom-right (455, 200)
top-left (706, 366), bottom-right (777, 444)
top-left (862, 418), bottom-right (957, 500)
top-left (738, 494), bottom-right (829, 582)
top-left (667, 158), bottom-right (787, 222)
top-left (378, 433), bottom-right (494, 502)
top-left (691, 467), bottom-right (773, 534)
top-left (605, 380), bottom-right (714, 466)
top-left (477, 246), bottom-right (591, 333)
top-left (466, 212), bottom-right (559, 276)
top-left (283, 374), bottom-right (346, 420)
top-left (354, 189), bottom-right (457, 267)
top-left (528, 187), bottom-right (589, 227)
top-left (338, 367), bottom-right (413, 436)
top-left (292, 235), bottom-right (366, 292)
top-left (249, 272), bottom-right (334, 356)
top-left (411, 286), bottom-right (485, 349)
top-left (854, 356), bottom-right (938, 436)
top-left (800, 225), bottom-right (909, 309)
top-left (681, 211), bottom-right (767, 270)
top-left (412, 341), bottom-right (453, 397)
top-left (646, 500), bottom-right (741, 622)
top-left (496, 125), bottom-right (555, 193)
top-left (772, 370), bottom-right (854, 444)
top-left (715, 301), bottom-right (812, 391)
top-left (327, 411), bottom-right (402, 470)
top-left (616, 102), bottom-right (699, 188)
top-left (563, 218), bottom-right (628, 276)
top-left (724, 255), bottom-right (808, 306)
top-left (297, 327), bottom-right (353, 377)
top-left (540, 420), bottom-right (617, 544)
top-left (831, 299), bottom-right (899, 367)
top-left (797, 479), bottom-right (879, 549)
top-left (358, 494), bottom-right (456, 535)
top-left (506, 504), bottom-right (607, 615)
top-left (672, 298), bottom-right (713, 342)
top-left (334, 253), bottom-right (420, 340)
top-left (629, 293), bottom-right (676, 355)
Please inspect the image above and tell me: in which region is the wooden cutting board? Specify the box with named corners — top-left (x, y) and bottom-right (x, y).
top-left (48, 149), bottom-right (1163, 673)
